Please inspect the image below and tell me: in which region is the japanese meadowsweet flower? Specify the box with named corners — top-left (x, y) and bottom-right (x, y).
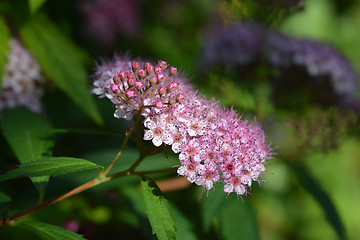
top-left (0, 38), bottom-right (45, 115)
top-left (91, 54), bottom-right (273, 196)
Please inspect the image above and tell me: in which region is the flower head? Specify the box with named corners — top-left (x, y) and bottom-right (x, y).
top-left (92, 54), bottom-right (273, 197)
top-left (0, 38), bottom-right (45, 115)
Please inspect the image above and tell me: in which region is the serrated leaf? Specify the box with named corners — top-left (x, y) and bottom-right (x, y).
top-left (1, 108), bottom-right (54, 195)
top-left (219, 197), bottom-right (259, 240)
top-left (28, 0), bottom-right (46, 14)
top-left (0, 16), bottom-right (11, 90)
top-left (0, 157), bottom-right (103, 182)
top-left (21, 221), bottom-right (86, 240)
top-left (289, 163), bottom-right (346, 240)
top-left (201, 189), bottom-right (226, 231)
top-left (141, 177), bottom-right (176, 240)
top-left (19, 13), bottom-right (102, 125)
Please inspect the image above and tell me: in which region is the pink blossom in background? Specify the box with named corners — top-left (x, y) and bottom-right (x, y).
top-left (91, 54), bottom-right (273, 196)
top-left (79, 0), bottom-right (140, 44)
top-left (0, 38), bottom-right (45, 115)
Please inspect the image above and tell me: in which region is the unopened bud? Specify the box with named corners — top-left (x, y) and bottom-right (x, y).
top-left (113, 75), bottom-right (121, 84)
top-left (128, 78), bottom-right (135, 86)
top-left (127, 72), bottom-right (134, 79)
top-left (138, 69), bottom-right (146, 79)
top-left (149, 76), bottom-right (157, 85)
top-left (135, 81), bottom-right (143, 89)
top-left (157, 74), bottom-right (165, 82)
top-left (110, 84), bottom-right (119, 92)
top-left (158, 87), bottom-right (167, 95)
top-left (168, 81), bottom-right (179, 92)
top-left (155, 67), bottom-right (162, 74)
top-left (126, 89), bottom-right (136, 98)
top-left (176, 93), bottom-right (185, 102)
top-left (146, 65), bottom-right (154, 75)
top-left (158, 60), bottom-right (168, 69)
top-left (119, 71), bottom-right (126, 81)
top-left (156, 101), bottom-right (164, 109)
top-left (169, 97), bottom-right (176, 105)
top-left (132, 61), bottom-right (140, 72)
top-left (169, 66), bottom-right (177, 76)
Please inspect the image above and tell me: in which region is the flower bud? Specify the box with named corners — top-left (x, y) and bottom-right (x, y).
top-left (176, 93), bottom-right (185, 102)
top-left (135, 81), bottom-right (143, 89)
top-left (132, 61), bottom-right (140, 72)
top-left (149, 76), bottom-right (157, 85)
top-left (155, 101), bottom-right (164, 109)
top-left (119, 71), bottom-right (126, 81)
top-left (128, 78), bottom-right (135, 86)
top-left (113, 75), bottom-right (121, 84)
top-left (158, 87), bottom-right (167, 95)
top-left (127, 72), bottom-right (134, 79)
top-left (168, 97), bottom-right (176, 105)
top-left (126, 89), bottom-right (135, 98)
top-left (138, 69), bottom-right (146, 79)
top-left (168, 81), bottom-right (179, 92)
top-left (157, 74), bottom-right (165, 82)
top-left (169, 66), bottom-right (177, 76)
top-left (155, 66), bottom-right (162, 74)
top-left (146, 65), bottom-right (154, 75)
top-left (110, 84), bottom-right (119, 92)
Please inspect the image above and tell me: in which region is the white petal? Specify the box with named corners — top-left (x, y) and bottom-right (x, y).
top-left (114, 109), bottom-right (126, 119)
top-left (143, 130), bottom-right (154, 141)
top-left (172, 143), bottom-right (181, 153)
top-left (152, 136), bottom-right (163, 147)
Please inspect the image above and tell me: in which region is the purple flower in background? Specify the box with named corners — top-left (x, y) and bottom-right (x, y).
top-left (79, 0), bottom-right (140, 44)
top-left (0, 38), bottom-right (44, 115)
top-left (201, 22), bottom-right (359, 111)
top-left (202, 22), bottom-right (265, 69)
top-left (92, 54), bottom-right (273, 196)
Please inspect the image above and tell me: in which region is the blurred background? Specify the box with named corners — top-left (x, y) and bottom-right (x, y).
top-left (0, 0), bottom-right (360, 239)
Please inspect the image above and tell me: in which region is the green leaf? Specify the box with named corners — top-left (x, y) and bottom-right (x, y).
top-left (0, 157), bottom-right (103, 182)
top-left (141, 177), bottom-right (177, 240)
top-left (172, 205), bottom-right (197, 240)
top-left (1, 108), bottom-right (54, 195)
top-left (289, 163), bottom-right (346, 240)
top-left (21, 221), bottom-right (86, 240)
top-left (19, 13), bottom-right (102, 125)
top-left (28, 0), bottom-right (46, 14)
top-left (219, 197), bottom-right (259, 240)
top-left (201, 189), bottom-right (226, 231)
top-left (0, 16), bottom-right (11, 90)
top-left (0, 191), bottom-right (11, 204)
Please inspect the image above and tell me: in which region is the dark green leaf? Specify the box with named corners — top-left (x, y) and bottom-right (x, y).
top-left (0, 191), bottom-right (11, 204)
top-left (219, 197), bottom-right (259, 240)
top-left (28, 0), bottom-right (46, 14)
top-left (201, 189), bottom-right (226, 231)
top-left (0, 157), bottom-right (103, 182)
top-left (0, 16), bottom-right (11, 90)
top-left (21, 221), bottom-right (86, 240)
top-left (289, 163), bottom-right (346, 240)
top-left (1, 108), bottom-right (54, 195)
top-left (172, 205), bottom-right (197, 240)
top-left (141, 177), bottom-right (177, 240)
top-left (19, 13), bottom-right (102, 125)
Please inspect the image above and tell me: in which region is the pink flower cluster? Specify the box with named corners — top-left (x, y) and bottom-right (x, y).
top-left (92, 55), bottom-right (272, 196)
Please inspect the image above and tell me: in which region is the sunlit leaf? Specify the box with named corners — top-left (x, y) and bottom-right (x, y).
top-left (0, 16), bottom-right (11, 90)
top-left (0, 157), bottom-right (103, 182)
top-left (289, 163), bottom-right (346, 239)
top-left (21, 221), bottom-right (86, 240)
top-left (141, 177), bottom-right (176, 240)
top-left (28, 0), bottom-right (46, 14)
top-left (19, 13), bottom-right (102, 125)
